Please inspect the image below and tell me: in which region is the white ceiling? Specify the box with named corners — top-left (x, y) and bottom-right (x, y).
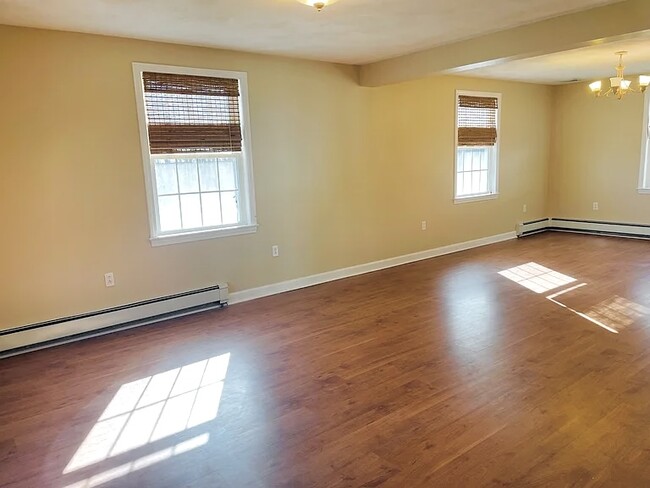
top-left (0, 0), bottom-right (624, 65)
top-left (462, 34), bottom-right (650, 84)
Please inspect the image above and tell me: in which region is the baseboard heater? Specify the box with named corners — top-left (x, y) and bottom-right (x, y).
top-left (517, 218), bottom-right (650, 240)
top-left (516, 218), bottom-right (551, 237)
top-left (0, 283), bottom-right (228, 359)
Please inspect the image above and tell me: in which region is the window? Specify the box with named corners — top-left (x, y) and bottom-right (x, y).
top-left (454, 91), bottom-right (501, 203)
top-left (639, 89), bottom-right (650, 194)
top-left (133, 64), bottom-right (257, 245)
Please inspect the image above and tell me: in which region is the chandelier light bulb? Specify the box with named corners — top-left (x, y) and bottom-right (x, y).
top-left (589, 80), bottom-right (602, 94)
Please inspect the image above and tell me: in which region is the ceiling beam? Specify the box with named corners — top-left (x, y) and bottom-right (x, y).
top-left (359, 0), bottom-right (650, 87)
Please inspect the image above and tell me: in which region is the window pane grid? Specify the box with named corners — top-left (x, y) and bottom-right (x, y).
top-left (456, 146), bottom-right (492, 197)
top-left (153, 155), bottom-right (241, 233)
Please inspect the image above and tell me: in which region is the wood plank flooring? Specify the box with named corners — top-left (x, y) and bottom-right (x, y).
top-left (2, 232), bottom-right (650, 487)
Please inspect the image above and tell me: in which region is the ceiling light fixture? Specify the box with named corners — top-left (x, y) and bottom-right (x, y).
top-left (589, 51), bottom-right (650, 100)
top-left (298, 0), bottom-right (336, 12)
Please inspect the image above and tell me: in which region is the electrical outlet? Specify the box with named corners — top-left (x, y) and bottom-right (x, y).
top-left (421, 220), bottom-right (427, 231)
top-left (523, 204), bottom-right (527, 213)
top-left (272, 245), bottom-right (279, 257)
top-left (593, 202), bottom-right (599, 211)
top-left (104, 272), bottom-right (115, 287)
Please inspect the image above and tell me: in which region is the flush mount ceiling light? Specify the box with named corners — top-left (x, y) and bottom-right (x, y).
top-left (589, 51), bottom-right (650, 100)
top-left (297, 0), bottom-right (339, 12)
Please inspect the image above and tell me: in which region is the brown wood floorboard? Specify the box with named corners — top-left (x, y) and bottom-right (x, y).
top-left (2, 233), bottom-right (650, 487)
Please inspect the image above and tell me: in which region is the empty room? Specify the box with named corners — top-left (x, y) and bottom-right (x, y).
top-left (2, 0), bottom-right (650, 486)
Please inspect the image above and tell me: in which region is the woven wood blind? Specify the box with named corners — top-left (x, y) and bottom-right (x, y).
top-left (142, 72), bottom-right (242, 154)
top-left (457, 95), bottom-right (498, 147)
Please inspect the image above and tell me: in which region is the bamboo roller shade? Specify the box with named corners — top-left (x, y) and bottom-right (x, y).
top-left (457, 95), bottom-right (498, 147)
top-left (143, 72), bottom-right (243, 154)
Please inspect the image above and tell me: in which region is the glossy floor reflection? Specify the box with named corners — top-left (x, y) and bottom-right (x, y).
top-left (2, 233), bottom-right (650, 487)
top-left (499, 262), bottom-right (649, 335)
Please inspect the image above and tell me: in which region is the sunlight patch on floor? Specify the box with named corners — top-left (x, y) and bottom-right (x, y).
top-left (63, 353), bottom-right (230, 476)
top-left (63, 433), bottom-right (209, 488)
top-left (547, 285), bottom-right (649, 334)
top-left (499, 262), bottom-right (576, 294)
top-left (547, 284), bottom-right (619, 333)
top-left (499, 264), bottom-right (649, 334)
top-left (586, 295), bottom-right (650, 333)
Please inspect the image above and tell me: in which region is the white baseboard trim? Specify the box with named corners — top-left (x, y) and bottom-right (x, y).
top-left (229, 231), bottom-right (517, 305)
top-left (1, 231), bottom-right (520, 356)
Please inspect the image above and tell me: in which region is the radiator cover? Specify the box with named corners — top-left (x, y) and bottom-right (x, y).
top-left (517, 218), bottom-right (650, 240)
top-left (0, 283), bottom-right (228, 358)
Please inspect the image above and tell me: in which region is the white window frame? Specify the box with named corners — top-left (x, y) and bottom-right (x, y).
top-left (454, 90), bottom-right (501, 204)
top-left (639, 89), bottom-right (650, 194)
top-left (132, 63), bottom-right (258, 246)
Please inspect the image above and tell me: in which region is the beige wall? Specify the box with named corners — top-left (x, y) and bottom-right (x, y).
top-left (0, 25), bottom-right (552, 330)
top-left (549, 82), bottom-right (650, 222)
top-left (364, 77), bottom-right (551, 259)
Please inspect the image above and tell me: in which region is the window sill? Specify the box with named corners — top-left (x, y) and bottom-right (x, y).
top-left (638, 188), bottom-right (650, 194)
top-left (454, 193), bottom-right (499, 204)
top-left (150, 224), bottom-right (258, 247)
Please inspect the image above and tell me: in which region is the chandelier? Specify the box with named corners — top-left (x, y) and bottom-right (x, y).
top-left (589, 52), bottom-right (650, 100)
top-left (297, 0), bottom-right (337, 12)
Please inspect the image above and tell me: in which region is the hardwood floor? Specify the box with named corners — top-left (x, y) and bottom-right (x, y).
top-left (2, 232), bottom-right (650, 487)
